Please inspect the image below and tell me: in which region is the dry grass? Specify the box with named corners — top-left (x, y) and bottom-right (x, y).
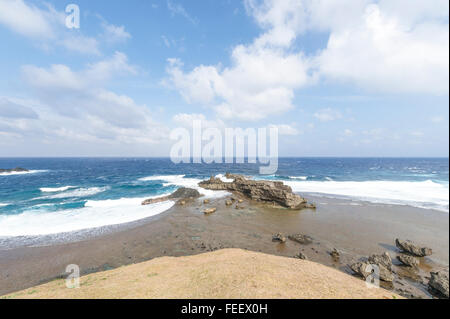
top-left (2, 249), bottom-right (402, 299)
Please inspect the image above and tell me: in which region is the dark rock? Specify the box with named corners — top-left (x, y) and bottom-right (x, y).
top-left (428, 271), bottom-right (449, 298)
top-left (397, 254), bottom-right (419, 268)
top-left (288, 234), bottom-right (313, 245)
top-left (295, 252), bottom-right (308, 260)
top-left (0, 167), bottom-right (28, 173)
top-left (198, 173), bottom-right (314, 210)
top-left (330, 248), bottom-right (340, 260)
top-left (395, 238), bottom-right (432, 257)
top-left (142, 187), bottom-right (200, 205)
top-left (272, 233), bottom-right (286, 243)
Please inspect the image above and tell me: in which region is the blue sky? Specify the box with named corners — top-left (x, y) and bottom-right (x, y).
top-left (0, 0), bottom-right (448, 157)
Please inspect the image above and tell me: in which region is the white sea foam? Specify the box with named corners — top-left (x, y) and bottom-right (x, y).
top-left (39, 187), bottom-right (109, 199)
top-left (284, 179), bottom-right (449, 212)
top-left (215, 174), bottom-right (234, 183)
top-left (139, 174), bottom-right (230, 199)
top-left (40, 186), bottom-right (75, 192)
top-left (0, 170), bottom-right (48, 176)
top-left (0, 197), bottom-right (174, 237)
top-left (0, 203), bottom-right (8, 207)
top-left (289, 176), bottom-right (308, 180)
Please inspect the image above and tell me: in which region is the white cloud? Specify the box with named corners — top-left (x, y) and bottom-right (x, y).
top-left (101, 22), bottom-right (131, 43)
top-left (8, 53), bottom-right (169, 148)
top-left (343, 129), bottom-right (353, 136)
top-left (0, 97), bottom-right (38, 119)
top-left (166, 0), bottom-right (449, 116)
top-left (167, 0), bottom-right (197, 25)
top-left (430, 116), bottom-right (445, 123)
top-left (165, 0), bottom-right (314, 121)
top-left (314, 108), bottom-right (342, 122)
top-left (173, 113), bottom-right (225, 129)
top-left (0, 0), bottom-right (57, 39)
top-left (268, 124), bottom-right (300, 136)
top-left (316, 2), bottom-right (449, 94)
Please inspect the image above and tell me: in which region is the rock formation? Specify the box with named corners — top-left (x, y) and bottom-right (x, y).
top-left (198, 173), bottom-right (315, 210)
top-left (395, 239), bottom-right (432, 257)
top-left (288, 234), bottom-right (313, 245)
top-left (0, 167), bottom-right (28, 173)
top-left (428, 271), bottom-right (449, 298)
top-left (350, 252), bottom-right (394, 282)
top-left (142, 187), bottom-right (201, 205)
top-left (396, 254), bottom-right (419, 268)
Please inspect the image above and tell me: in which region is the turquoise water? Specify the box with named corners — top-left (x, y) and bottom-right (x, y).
top-left (0, 158), bottom-right (448, 238)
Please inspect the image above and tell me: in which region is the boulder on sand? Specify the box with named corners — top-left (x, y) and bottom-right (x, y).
top-left (203, 208), bottom-right (217, 215)
top-left (198, 173), bottom-right (315, 210)
top-left (395, 239), bottom-right (432, 257)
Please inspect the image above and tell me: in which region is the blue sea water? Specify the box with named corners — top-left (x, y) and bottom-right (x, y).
top-left (0, 157), bottom-right (448, 238)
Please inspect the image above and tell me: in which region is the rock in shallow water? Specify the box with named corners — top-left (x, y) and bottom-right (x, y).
top-left (395, 239), bottom-right (432, 257)
top-left (288, 234), bottom-right (313, 244)
top-left (272, 233), bottom-right (286, 243)
top-left (142, 187), bottom-right (201, 205)
top-left (396, 254), bottom-right (419, 268)
top-left (198, 173), bottom-right (315, 209)
top-left (428, 271), bottom-right (449, 298)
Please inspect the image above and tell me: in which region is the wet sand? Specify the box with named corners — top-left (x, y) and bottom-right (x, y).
top-left (0, 194), bottom-right (448, 298)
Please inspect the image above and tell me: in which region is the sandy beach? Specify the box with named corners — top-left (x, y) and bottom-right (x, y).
top-left (0, 193), bottom-right (448, 298)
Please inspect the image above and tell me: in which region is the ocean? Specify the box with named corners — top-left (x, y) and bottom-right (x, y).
top-left (0, 157), bottom-right (448, 238)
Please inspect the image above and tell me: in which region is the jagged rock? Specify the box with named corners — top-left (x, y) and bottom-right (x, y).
top-left (350, 260), bottom-right (394, 282)
top-left (428, 271), bottom-right (449, 298)
top-left (330, 248), bottom-right (340, 260)
top-left (142, 187), bottom-right (201, 205)
top-left (397, 254), bottom-right (419, 268)
top-left (395, 239), bottom-right (432, 257)
top-left (288, 234), bottom-right (313, 245)
top-left (225, 200), bottom-right (233, 206)
top-left (203, 208), bottom-right (217, 215)
top-left (0, 167), bottom-right (28, 173)
top-left (198, 173), bottom-right (314, 209)
top-left (350, 252), bottom-right (394, 282)
top-left (272, 233), bottom-right (286, 243)
top-left (178, 200), bottom-right (186, 205)
top-left (295, 252), bottom-right (308, 260)
top-left (368, 252), bottom-right (393, 272)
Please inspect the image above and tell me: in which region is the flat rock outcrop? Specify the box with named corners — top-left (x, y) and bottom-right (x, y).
top-left (142, 187), bottom-right (201, 205)
top-left (395, 239), bottom-right (432, 257)
top-left (198, 173), bottom-right (315, 210)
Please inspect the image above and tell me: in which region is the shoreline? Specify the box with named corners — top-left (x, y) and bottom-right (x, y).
top-left (0, 194), bottom-right (448, 298)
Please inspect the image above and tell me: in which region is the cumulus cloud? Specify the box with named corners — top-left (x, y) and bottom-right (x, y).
top-left (165, 0), bottom-right (314, 121)
top-left (166, 0), bottom-right (448, 122)
top-left (3, 53), bottom-right (169, 149)
top-left (0, 0), bottom-right (130, 55)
